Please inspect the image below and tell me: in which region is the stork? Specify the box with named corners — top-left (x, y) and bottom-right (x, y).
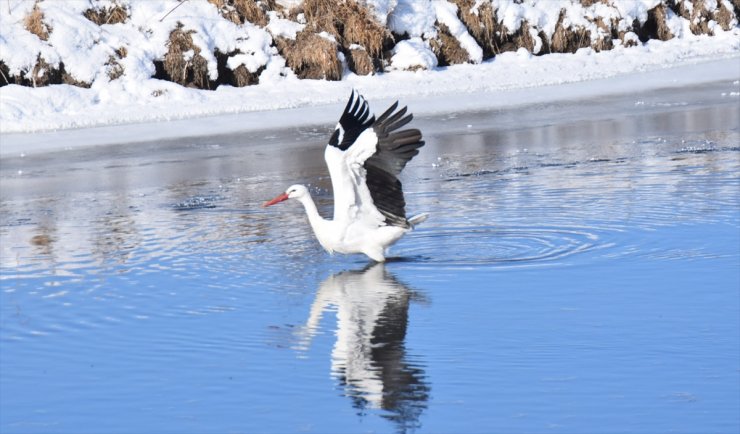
top-left (263, 91), bottom-right (428, 262)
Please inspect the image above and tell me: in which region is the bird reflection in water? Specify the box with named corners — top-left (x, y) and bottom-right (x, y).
top-left (296, 263), bottom-right (429, 431)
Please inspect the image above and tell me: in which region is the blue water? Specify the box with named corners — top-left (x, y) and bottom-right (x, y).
top-left (1, 83), bottom-right (739, 433)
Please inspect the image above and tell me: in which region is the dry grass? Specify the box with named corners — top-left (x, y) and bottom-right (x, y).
top-left (102, 47), bottom-right (128, 81)
top-left (214, 50), bottom-right (261, 86)
top-left (208, 0), bottom-right (241, 25)
top-left (590, 35), bottom-right (613, 51)
top-left (9, 0), bottom-right (736, 90)
top-left (589, 16), bottom-right (615, 51)
top-left (84, 1), bottom-right (128, 25)
top-left (430, 24), bottom-right (470, 65)
top-left (300, 0), bottom-right (340, 37)
top-left (341, 0), bottom-right (389, 58)
top-left (449, 0), bottom-right (711, 56)
top-left (0, 56), bottom-right (63, 87)
top-left (450, 0), bottom-right (498, 58)
top-left (579, 0), bottom-right (610, 6)
top-left (281, 31), bottom-right (342, 80)
top-left (163, 23), bottom-right (211, 88)
top-left (24, 2), bottom-right (50, 41)
top-left (347, 47), bottom-right (374, 75)
top-left (651, 4), bottom-right (673, 40)
top-left (632, 4), bottom-right (673, 41)
top-left (291, 0), bottom-right (388, 74)
top-left (549, 10), bottom-right (592, 53)
top-left (29, 56), bottom-right (62, 87)
top-left (105, 55), bottom-right (124, 81)
top-left (714, 0), bottom-right (736, 31)
top-left (671, 0), bottom-right (716, 35)
top-left (231, 64), bottom-right (259, 85)
top-left (208, 0), bottom-right (279, 26)
top-left (504, 21), bottom-right (538, 53)
top-left (235, 0), bottom-right (278, 27)
top-left (106, 61), bottom-right (124, 81)
top-left (450, 0), bottom-right (546, 57)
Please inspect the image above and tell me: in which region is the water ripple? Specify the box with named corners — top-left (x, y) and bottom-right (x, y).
top-left (400, 225), bottom-right (614, 268)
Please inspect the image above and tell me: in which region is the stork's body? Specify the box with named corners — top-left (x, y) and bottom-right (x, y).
top-left (263, 92), bottom-right (427, 262)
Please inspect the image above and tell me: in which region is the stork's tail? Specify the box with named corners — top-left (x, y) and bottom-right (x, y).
top-left (408, 213), bottom-right (429, 228)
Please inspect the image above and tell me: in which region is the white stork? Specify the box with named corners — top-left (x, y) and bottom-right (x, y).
top-left (263, 91), bottom-right (428, 262)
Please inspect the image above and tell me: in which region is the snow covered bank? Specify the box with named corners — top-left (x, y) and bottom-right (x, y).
top-left (0, 0), bottom-right (738, 150)
top-left (2, 54), bottom-right (738, 158)
top-left (2, 0), bottom-right (739, 89)
top-left (2, 30), bottom-right (739, 133)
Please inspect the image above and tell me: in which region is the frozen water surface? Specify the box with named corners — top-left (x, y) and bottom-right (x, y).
top-left (1, 81), bottom-right (739, 433)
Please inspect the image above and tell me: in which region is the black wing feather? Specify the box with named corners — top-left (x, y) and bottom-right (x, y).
top-left (364, 101), bottom-right (425, 228)
top-left (329, 91), bottom-right (375, 151)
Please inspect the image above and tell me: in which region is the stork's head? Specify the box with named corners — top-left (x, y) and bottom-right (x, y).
top-left (262, 184), bottom-right (308, 207)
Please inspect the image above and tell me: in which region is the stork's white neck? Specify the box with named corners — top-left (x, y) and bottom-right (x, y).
top-left (296, 193), bottom-right (334, 253)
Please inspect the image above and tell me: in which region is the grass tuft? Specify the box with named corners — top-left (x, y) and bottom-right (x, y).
top-left (162, 23), bottom-right (211, 88)
top-left (208, 0), bottom-right (280, 26)
top-left (347, 46), bottom-right (373, 75)
top-left (430, 23), bottom-right (470, 66)
top-left (281, 31), bottom-right (342, 80)
top-left (83, 1), bottom-right (129, 25)
top-left (24, 2), bottom-right (50, 41)
top-left (290, 0), bottom-right (389, 75)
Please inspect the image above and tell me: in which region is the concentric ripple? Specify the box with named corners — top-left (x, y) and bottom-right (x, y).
top-left (400, 225), bottom-right (613, 267)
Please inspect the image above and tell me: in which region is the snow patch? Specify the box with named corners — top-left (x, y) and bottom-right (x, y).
top-left (390, 38), bottom-right (438, 70)
top-left (266, 11), bottom-right (305, 40)
top-left (388, 0), bottom-right (436, 38)
top-left (0, 0), bottom-right (278, 86)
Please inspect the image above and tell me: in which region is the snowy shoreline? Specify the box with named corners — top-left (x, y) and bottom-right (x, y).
top-left (2, 41), bottom-right (739, 158)
top-left (1, 0), bottom-right (739, 157)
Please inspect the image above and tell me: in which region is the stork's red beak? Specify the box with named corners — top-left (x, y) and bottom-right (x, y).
top-left (262, 192), bottom-right (289, 207)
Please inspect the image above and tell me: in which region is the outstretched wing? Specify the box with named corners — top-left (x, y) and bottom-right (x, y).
top-left (324, 91), bottom-right (424, 228)
top-left (364, 102), bottom-right (425, 228)
top-left (325, 91), bottom-right (381, 224)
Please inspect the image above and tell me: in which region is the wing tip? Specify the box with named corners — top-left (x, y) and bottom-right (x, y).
top-left (332, 89), bottom-right (375, 150)
top-left (408, 213), bottom-right (429, 227)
